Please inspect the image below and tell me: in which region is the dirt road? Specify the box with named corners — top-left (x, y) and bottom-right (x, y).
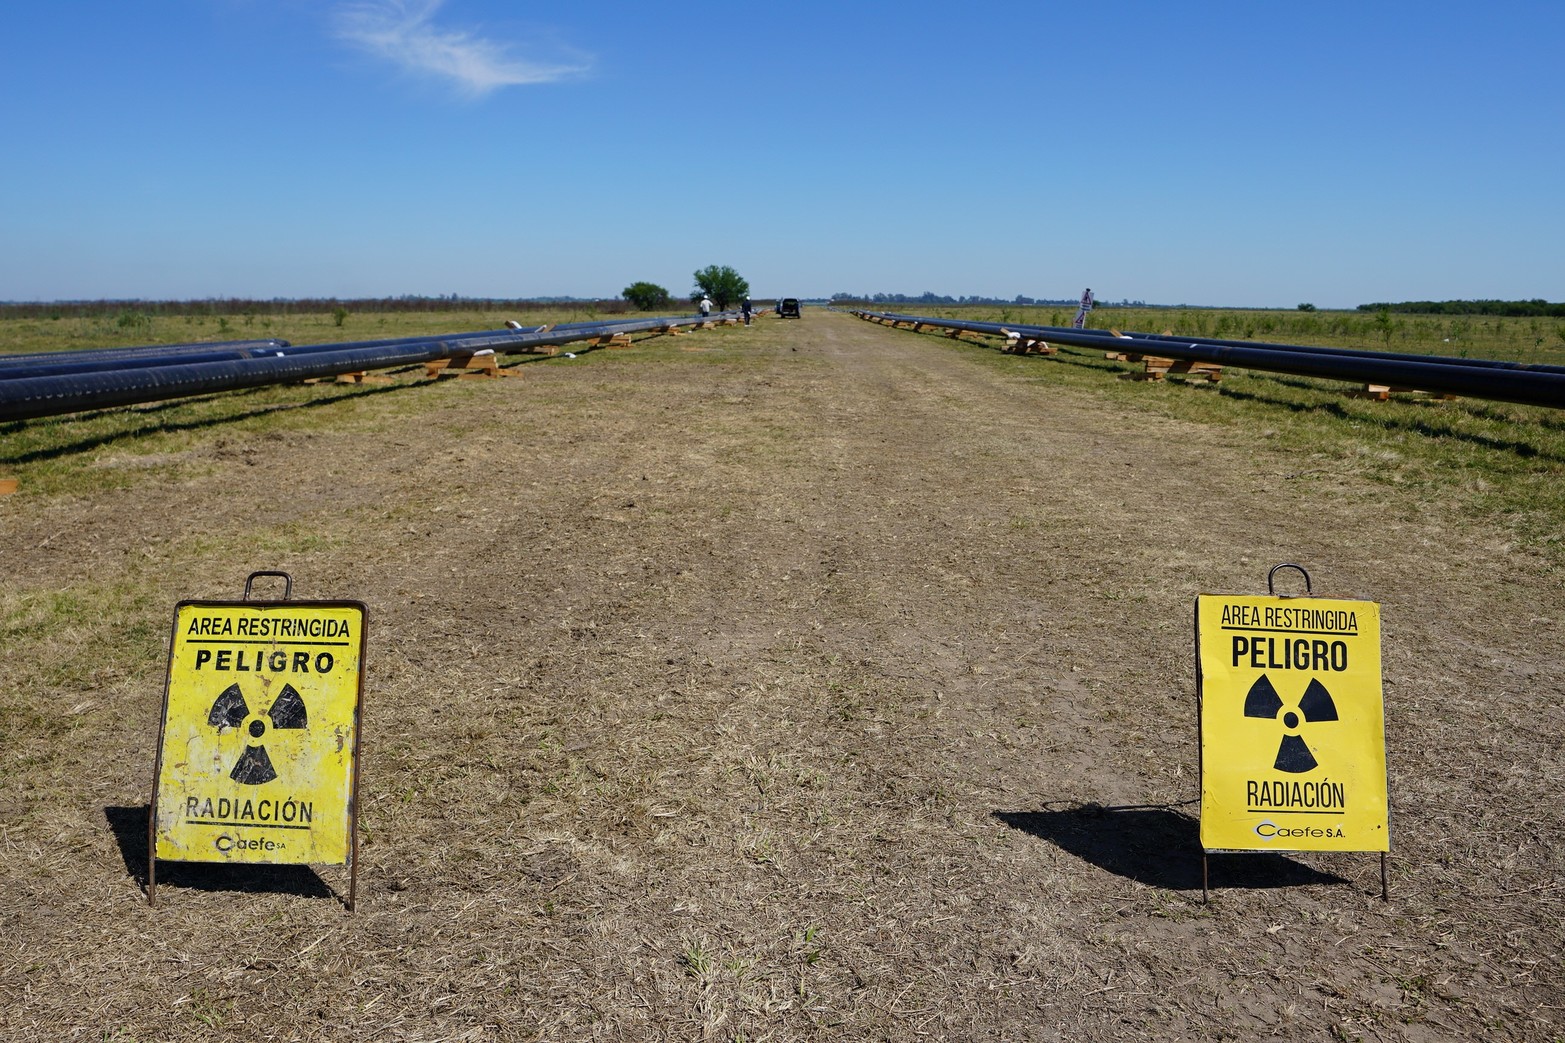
top-left (3, 310), bottom-right (1560, 1040)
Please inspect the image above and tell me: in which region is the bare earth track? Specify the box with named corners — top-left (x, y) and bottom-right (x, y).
top-left (1, 311), bottom-right (1560, 1041)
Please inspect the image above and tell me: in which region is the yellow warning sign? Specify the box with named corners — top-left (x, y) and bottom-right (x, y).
top-left (1196, 594), bottom-right (1388, 853)
top-left (152, 600), bottom-right (365, 866)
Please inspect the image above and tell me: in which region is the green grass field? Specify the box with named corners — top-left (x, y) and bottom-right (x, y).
top-left (0, 304), bottom-right (639, 355)
top-left (0, 306), bottom-right (665, 496)
top-left (853, 306), bottom-right (1565, 571)
top-left (914, 304), bottom-right (1565, 367)
top-left (4, 305), bottom-right (1563, 572)
top-left (2, 306), bottom-right (1561, 1039)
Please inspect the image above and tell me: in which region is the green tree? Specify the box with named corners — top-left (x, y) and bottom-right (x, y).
top-left (692, 265), bottom-right (750, 311)
top-left (622, 281), bottom-right (672, 311)
top-left (1370, 307), bottom-right (1402, 348)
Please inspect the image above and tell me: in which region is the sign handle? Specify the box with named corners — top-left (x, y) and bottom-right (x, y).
top-left (243, 570), bottom-right (294, 601)
top-left (1266, 562), bottom-right (1312, 596)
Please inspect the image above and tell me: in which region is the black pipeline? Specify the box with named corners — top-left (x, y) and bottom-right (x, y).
top-left (0, 312), bottom-right (738, 422)
top-left (0, 328), bottom-right (559, 382)
top-left (0, 337), bottom-right (292, 368)
top-left (857, 311), bottom-right (1565, 410)
top-left (870, 312), bottom-right (1565, 376)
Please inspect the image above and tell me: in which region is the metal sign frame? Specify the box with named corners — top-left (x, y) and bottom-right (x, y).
top-left (147, 572), bottom-right (367, 910)
top-left (1195, 564), bottom-right (1389, 903)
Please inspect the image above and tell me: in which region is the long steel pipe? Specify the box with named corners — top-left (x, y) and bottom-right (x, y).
top-left (0, 312), bottom-right (727, 381)
top-left (856, 311), bottom-right (1565, 410)
top-left (0, 312), bottom-right (738, 422)
top-left (0, 328), bottom-right (554, 381)
top-left (0, 338), bottom-right (292, 369)
top-left (868, 312), bottom-right (1565, 376)
top-left (0, 307), bottom-right (736, 373)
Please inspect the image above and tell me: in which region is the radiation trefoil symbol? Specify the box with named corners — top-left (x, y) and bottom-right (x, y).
top-left (208, 682), bottom-right (308, 785)
top-left (1243, 674), bottom-right (1338, 774)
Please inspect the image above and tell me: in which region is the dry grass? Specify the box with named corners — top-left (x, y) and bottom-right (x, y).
top-left (1, 311), bottom-right (1561, 1041)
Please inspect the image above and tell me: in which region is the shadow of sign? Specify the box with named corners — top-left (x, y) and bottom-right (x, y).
top-left (104, 805), bottom-right (335, 902)
top-left (994, 802), bottom-right (1348, 892)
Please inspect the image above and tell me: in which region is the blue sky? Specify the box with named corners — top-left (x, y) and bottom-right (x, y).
top-left (1, 0), bottom-right (1560, 308)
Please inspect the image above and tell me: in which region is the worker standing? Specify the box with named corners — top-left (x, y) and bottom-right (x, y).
top-left (699, 296), bottom-right (713, 319)
top-left (741, 297), bottom-right (753, 325)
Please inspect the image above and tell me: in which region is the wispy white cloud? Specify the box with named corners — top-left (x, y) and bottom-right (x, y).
top-left (335, 0), bottom-right (587, 96)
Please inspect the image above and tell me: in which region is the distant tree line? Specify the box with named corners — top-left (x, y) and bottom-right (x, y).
top-left (1357, 299), bottom-right (1565, 317)
top-left (830, 292), bottom-right (1148, 307)
top-left (0, 296), bottom-right (636, 320)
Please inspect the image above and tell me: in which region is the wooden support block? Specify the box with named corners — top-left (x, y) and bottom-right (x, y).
top-left (1347, 384), bottom-right (1457, 401)
top-left (1114, 355), bottom-right (1221, 382)
top-left (459, 355), bottom-right (502, 378)
top-left (1136, 357), bottom-right (1176, 380)
top-left (1000, 330), bottom-right (1049, 354)
top-left (0, 477), bottom-right (18, 496)
top-left (334, 371), bottom-right (391, 385)
top-left (1121, 364), bottom-right (1168, 381)
top-left (1163, 359), bottom-right (1223, 382)
top-left (426, 352), bottom-right (502, 379)
top-left (1114, 350), bottom-right (1220, 380)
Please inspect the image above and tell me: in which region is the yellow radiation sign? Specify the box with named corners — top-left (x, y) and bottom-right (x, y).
top-left (151, 599), bottom-right (366, 867)
top-left (1196, 594), bottom-right (1388, 853)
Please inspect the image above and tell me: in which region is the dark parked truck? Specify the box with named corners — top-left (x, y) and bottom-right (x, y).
top-left (779, 298), bottom-right (801, 319)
